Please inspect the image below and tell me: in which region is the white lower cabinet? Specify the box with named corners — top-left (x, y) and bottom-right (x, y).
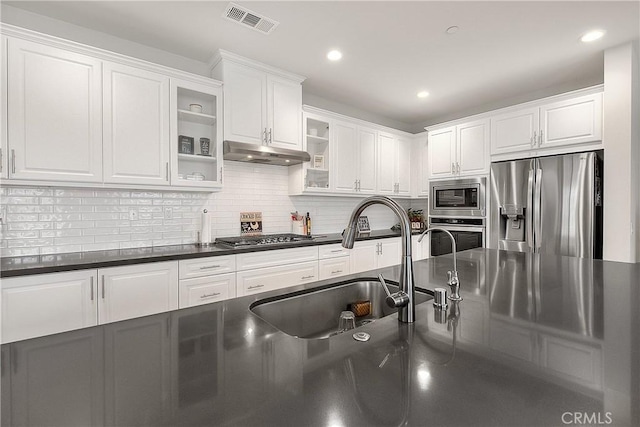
top-left (1, 270), bottom-right (98, 344)
top-left (319, 257), bottom-right (350, 280)
top-left (104, 315), bottom-right (173, 426)
top-left (98, 261), bottom-right (178, 324)
top-left (179, 273), bottom-right (236, 308)
top-left (8, 328), bottom-right (104, 427)
top-left (236, 261), bottom-right (319, 297)
top-left (350, 238), bottom-right (401, 274)
top-left (412, 235), bottom-right (430, 261)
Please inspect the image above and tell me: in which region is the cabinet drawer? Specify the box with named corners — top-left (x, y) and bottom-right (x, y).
top-left (318, 243), bottom-right (350, 259)
top-left (236, 246), bottom-right (318, 271)
top-left (179, 273), bottom-right (236, 308)
top-left (318, 257), bottom-right (350, 280)
top-left (236, 261), bottom-right (318, 297)
top-left (179, 255), bottom-right (236, 279)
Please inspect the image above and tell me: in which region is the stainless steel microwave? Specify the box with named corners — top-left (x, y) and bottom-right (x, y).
top-left (430, 177), bottom-right (486, 217)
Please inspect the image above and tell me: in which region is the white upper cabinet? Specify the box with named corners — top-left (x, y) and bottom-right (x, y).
top-left (1, 36), bottom-right (7, 180)
top-left (539, 93), bottom-right (603, 148)
top-left (170, 77), bottom-right (223, 189)
top-left (491, 90), bottom-right (602, 157)
top-left (377, 133), bottom-right (412, 196)
top-left (357, 127), bottom-right (377, 193)
top-left (267, 75), bottom-right (303, 149)
top-left (428, 126), bottom-right (456, 179)
top-left (103, 62), bottom-right (170, 186)
top-left (333, 121), bottom-right (378, 194)
top-left (212, 51), bottom-right (305, 149)
top-left (428, 119), bottom-right (489, 179)
top-left (6, 38), bottom-right (103, 182)
top-left (491, 107), bottom-right (539, 155)
top-left (415, 132), bottom-right (429, 196)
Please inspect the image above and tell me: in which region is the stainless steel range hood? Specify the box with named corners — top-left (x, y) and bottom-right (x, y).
top-left (223, 141), bottom-right (310, 166)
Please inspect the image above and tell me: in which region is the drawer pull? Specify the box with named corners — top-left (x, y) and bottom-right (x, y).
top-left (200, 292), bottom-right (221, 299)
top-left (301, 275), bottom-right (315, 280)
top-left (331, 270), bottom-right (343, 274)
top-left (330, 249), bottom-right (344, 253)
top-left (199, 265), bottom-right (221, 270)
top-left (247, 285), bottom-right (264, 290)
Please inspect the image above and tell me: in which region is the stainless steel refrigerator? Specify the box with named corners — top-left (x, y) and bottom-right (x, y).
top-left (489, 151), bottom-right (603, 259)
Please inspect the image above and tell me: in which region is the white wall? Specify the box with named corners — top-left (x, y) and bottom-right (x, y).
top-left (603, 42), bottom-right (640, 263)
top-left (0, 162), bottom-right (422, 257)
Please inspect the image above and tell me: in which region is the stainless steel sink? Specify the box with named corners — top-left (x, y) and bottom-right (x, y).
top-left (250, 279), bottom-right (433, 339)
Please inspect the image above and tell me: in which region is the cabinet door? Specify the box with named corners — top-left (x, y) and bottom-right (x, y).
top-left (396, 137), bottom-right (412, 195)
top-left (7, 38), bottom-right (103, 182)
top-left (333, 121), bottom-right (358, 192)
top-left (540, 93), bottom-right (602, 149)
top-left (457, 119), bottom-right (489, 176)
top-left (222, 61), bottom-right (266, 145)
top-left (350, 241), bottom-right (378, 274)
top-left (411, 235), bottom-right (430, 261)
top-left (357, 127), bottom-right (377, 193)
top-left (417, 134), bottom-right (429, 196)
top-left (267, 75), bottom-right (302, 149)
top-left (1, 270), bottom-right (98, 343)
top-left (179, 273), bottom-right (236, 308)
top-left (428, 126), bottom-right (456, 179)
top-left (103, 62), bottom-right (170, 185)
top-left (318, 257), bottom-right (350, 280)
top-left (378, 238), bottom-right (401, 268)
top-left (10, 328), bottom-right (104, 427)
top-left (98, 261), bottom-right (178, 324)
top-left (104, 315), bottom-right (172, 426)
top-left (377, 132), bottom-right (396, 195)
top-left (490, 107), bottom-right (539, 155)
top-left (1, 36), bottom-right (7, 180)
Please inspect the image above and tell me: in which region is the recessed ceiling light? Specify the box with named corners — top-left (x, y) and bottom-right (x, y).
top-left (581, 30), bottom-right (605, 42)
top-left (327, 50), bottom-right (342, 61)
top-left (445, 26), bottom-right (459, 35)
top-left (247, 155), bottom-right (253, 159)
top-left (417, 91), bottom-right (430, 98)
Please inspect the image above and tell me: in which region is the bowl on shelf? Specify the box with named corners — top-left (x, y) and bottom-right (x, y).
top-left (189, 104), bottom-right (203, 113)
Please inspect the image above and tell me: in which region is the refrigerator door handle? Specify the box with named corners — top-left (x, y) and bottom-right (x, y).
top-left (534, 168), bottom-right (543, 250)
top-left (527, 168), bottom-right (535, 249)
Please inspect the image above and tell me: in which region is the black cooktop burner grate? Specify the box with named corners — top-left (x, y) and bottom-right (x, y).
top-left (215, 233), bottom-right (313, 247)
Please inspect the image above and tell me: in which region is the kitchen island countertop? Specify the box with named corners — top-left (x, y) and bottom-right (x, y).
top-left (1, 248), bottom-right (638, 426)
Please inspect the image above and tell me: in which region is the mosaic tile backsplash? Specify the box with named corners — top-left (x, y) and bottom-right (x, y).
top-left (0, 162), bottom-right (426, 257)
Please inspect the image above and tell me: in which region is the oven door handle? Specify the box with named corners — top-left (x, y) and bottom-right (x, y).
top-left (427, 225), bottom-right (485, 233)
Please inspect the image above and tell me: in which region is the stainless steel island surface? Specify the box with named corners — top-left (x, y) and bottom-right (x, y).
top-left (1, 249), bottom-right (638, 427)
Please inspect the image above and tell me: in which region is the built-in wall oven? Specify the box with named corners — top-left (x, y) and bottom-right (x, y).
top-left (429, 177), bottom-right (487, 256)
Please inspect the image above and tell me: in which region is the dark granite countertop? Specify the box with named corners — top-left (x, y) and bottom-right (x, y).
top-left (2, 249), bottom-right (638, 426)
top-left (0, 229), bottom-right (419, 278)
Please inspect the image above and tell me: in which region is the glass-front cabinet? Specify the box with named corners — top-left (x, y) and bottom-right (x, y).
top-left (170, 78), bottom-right (223, 189)
top-left (302, 113), bottom-right (331, 192)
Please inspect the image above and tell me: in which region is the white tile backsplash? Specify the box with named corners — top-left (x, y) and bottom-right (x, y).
top-left (0, 162), bottom-right (428, 257)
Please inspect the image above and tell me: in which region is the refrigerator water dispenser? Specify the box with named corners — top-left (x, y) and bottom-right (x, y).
top-left (500, 204), bottom-right (525, 242)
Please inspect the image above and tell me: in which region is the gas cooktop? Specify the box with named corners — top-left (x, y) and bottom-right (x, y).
top-left (215, 233), bottom-right (313, 248)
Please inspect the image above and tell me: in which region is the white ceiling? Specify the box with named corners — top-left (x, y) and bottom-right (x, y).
top-left (4, 1), bottom-right (640, 131)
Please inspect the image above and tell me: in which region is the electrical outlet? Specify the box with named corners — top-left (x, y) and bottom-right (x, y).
top-left (164, 207), bottom-right (173, 220)
top-left (129, 209), bottom-right (138, 221)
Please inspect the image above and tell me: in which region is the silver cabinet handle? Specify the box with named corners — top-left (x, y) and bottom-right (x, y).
top-left (301, 275), bottom-right (314, 280)
top-left (268, 128), bottom-right (272, 144)
top-left (263, 128), bottom-right (267, 145)
top-left (331, 270), bottom-right (343, 274)
top-left (530, 134), bottom-right (535, 147)
top-left (451, 162), bottom-right (455, 174)
top-left (90, 276), bottom-right (94, 301)
top-left (539, 130), bottom-right (543, 146)
top-left (199, 265), bottom-right (221, 270)
top-left (101, 275), bottom-right (105, 299)
top-left (248, 284), bottom-right (264, 290)
top-left (220, 167), bottom-right (223, 183)
top-left (456, 162), bottom-right (460, 174)
top-left (165, 162), bottom-right (169, 181)
top-left (330, 249), bottom-right (344, 253)
top-left (354, 180), bottom-right (357, 191)
top-left (11, 149), bottom-right (15, 174)
top-left (200, 292), bottom-right (221, 299)
top-left (533, 131), bottom-right (537, 147)
top-left (357, 180), bottom-right (360, 191)
top-left (0, 148), bottom-right (3, 173)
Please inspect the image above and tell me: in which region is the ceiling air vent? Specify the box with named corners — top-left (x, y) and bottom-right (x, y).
top-left (223, 3), bottom-right (279, 35)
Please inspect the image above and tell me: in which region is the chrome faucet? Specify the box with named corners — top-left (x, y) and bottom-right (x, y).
top-left (341, 196), bottom-right (416, 323)
top-left (418, 228), bottom-right (462, 301)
